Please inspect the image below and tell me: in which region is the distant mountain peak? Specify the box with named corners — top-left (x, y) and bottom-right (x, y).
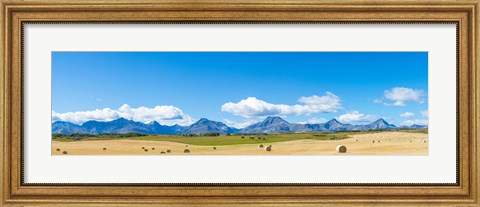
top-left (325, 118), bottom-right (342, 126)
top-left (400, 124), bottom-right (427, 129)
top-left (94, 117), bottom-right (132, 125)
top-left (375, 118), bottom-right (387, 122)
top-left (113, 117), bottom-right (128, 121)
top-left (53, 120), bottom-right (76, 124)
top-left (240, 116), bottom-right (291, 133)
top-left (196, 118), bottom-right (212, 123)
top-left (192, 118), bottom-right (224, 126)
top-left (262, 116), bottom-right (289, 124)
top-left (327, 118), bottom-right (340, 123)
top-left (372, 118), bottom-right (389, 124)
top-left (320, 118), bottom-right (353, 131)
top-left (265, 116), bottom-right (282, 120)
top-left (366, 118), bottom-right (396, 129)
top-left (184, 118), bottom-right (237, 134)
top-left (148, 120), bottom-right (160, 125)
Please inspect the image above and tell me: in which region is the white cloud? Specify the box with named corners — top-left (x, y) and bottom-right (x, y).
top-left (336, 111), bottom-right (377, 123)
top-left (52, 108), bottom-right (120, 124)
top-left (401, 119), bottom-right (428, 126)
top-left (297, 117), bottom-right (328, 124)
top-left (400, 112), bottom-right (415, 118)
top-left (52, 104), bottom-right (196, 126)
top-left (221, 92), bottom-right (341, 118)
top-left (383, 87), bottom-right (425, 106)
top-left (373, 99), bottom-right (383, 104)
top-left (222, 119), bottom-right (258, 128)
top-left (421, 110), bottom-right (429, 117)
top-left (89, 96), bottom-right (102, 102)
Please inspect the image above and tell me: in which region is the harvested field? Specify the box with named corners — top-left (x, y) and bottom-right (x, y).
top-left (52, 132), bottom-right (428, 155)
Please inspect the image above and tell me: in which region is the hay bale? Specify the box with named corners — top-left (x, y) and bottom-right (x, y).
top-left (62, 151), bottom-right (68, 154)
top-left (258, 144), bottom-right (264, 148)
top-left (241, 136), bottom-right (245, 139)
top-left (213, 147), bottom-right (217, 150)
top-left (142, 147), bottom-right (145, 149)
top-left (336, 145), bottom-right (347, 153)
top-left (265, 146), bottom-right (272, 151)
top-left (103, 147), bottom-right (107, 150)
top-left (160, 151), bottom-right (166, 154)
top-left (378, 140), bottom-right (381, 143)
top-left (185, 145), bottom-right (189, 147)
top-left (166, 149), bottom-right (171, 153)
top-left (152, 147), bottom-right (155, 150)
top-left (56, 148), bottom-right (61, 151)
top-left (262, 138), bottom-right (266, 140)
top-left (355, 139), bottom-right (358, 142)
top-left (144, 149), bottom-right (148, 152)
top-left (184, 149), bottom-right (190, 153)
top-left (372, 140), bottom-right (375, 143)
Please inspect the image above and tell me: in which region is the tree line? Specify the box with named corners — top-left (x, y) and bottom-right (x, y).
top-left (52, 132), bottom-right (147, 140)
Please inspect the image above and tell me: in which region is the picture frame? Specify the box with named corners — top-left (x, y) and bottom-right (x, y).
top-left (1, 0), bottom-right (478, 206)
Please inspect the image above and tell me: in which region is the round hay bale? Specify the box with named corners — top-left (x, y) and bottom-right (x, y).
top-left (424, 140), bottom-right (427, 143)
top-left (241, 136), bottom-right (245, 139)
top-left (372, 140), bottom-right (375, 143)
top-left (184, 149), bottom-right (190, 153)
top-left (152, 147), bottom-right (155, 150)
top-left (336, 145), bottom-right (347, 153)
top-left (160, 151), bottom-right (166, 154)
top-left (378, 140), bottom-right (381, 143)
top-left (62, 151), bottom-right (68, 155)
top-left (355, 139), bottom-right (358, 142)
top-left (258, 144), bottom-right (264, 148)
top-left (265, 146), bottom-right (272, 151)
top-left (409, 140), bottom-right (412, 143)
top-left (213, 147), bottom-right (217, 150)
top-left (142, 147), bottom-right (145, 149)
top-left (103, 147), bottom-right (107, 150)
top-left (185, 145), bottom-right (189, 147)
top-left (144, 149), bottom-right (148, 152)
top-left (56, 148), bottom-right (61, 151)
top-left (166, 149), bottom-right (171, 153)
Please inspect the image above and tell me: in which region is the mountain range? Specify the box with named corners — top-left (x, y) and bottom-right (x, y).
top-left (52, 116), bottom-right (426, 135)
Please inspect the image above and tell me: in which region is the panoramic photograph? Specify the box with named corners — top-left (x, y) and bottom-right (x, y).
top-left (52, 52), bottom-right (428, 155)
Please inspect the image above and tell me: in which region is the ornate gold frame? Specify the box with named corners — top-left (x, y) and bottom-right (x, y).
top-left (1, 0), bottom-right (479, 206)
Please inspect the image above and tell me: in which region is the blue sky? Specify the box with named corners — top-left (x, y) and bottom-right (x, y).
top-left (52, 52), bottom-right (428, 127)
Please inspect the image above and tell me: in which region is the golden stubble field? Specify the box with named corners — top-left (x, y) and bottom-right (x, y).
top-left (52, 132), bottom-right (428, 155)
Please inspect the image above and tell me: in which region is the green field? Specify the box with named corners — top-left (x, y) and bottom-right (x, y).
top-left (53, 132), bottom-right (353, 146)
